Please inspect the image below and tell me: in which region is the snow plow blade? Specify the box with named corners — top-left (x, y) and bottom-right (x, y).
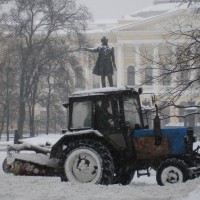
top-left (4, 143), bottom-right (59, 177)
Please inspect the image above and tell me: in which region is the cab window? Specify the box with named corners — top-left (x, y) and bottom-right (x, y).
top-left (71, 101), bottom-right (92, 129)
top-left (123, 96), bottom-right (141, 128)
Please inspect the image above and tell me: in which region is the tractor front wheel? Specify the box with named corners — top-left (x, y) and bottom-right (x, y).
top-left (156, 158), bottom-right (191, 186)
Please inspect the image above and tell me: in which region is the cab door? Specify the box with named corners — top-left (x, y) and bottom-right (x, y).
top-left (94, 95), bottom-right (127, 150)
top-left (120, 94), bottom-right (144, 158)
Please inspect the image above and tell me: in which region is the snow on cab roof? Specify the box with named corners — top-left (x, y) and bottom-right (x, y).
top-left (72, 86), bottom-right (137, 96)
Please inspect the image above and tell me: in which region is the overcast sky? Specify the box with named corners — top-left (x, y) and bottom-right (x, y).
top-left (77, 0), bottom-right (154, 19)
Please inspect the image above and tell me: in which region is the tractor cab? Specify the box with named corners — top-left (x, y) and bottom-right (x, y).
top-left (67, 87), bottom-right (144, 132)
top-left (63, 87), bottom-right (145, 152)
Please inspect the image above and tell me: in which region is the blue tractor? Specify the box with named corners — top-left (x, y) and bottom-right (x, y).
top-left (49, 86), bottom-right (200, 185)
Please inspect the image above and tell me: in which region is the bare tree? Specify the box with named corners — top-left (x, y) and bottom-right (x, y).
top-left (0, 0), bottom-right (90, 138)
top-left (181, 0), bottom-right (200, 8)
top-left (0, 40), bottom-right (18, 140)
top-left (36, 37), bottom-right (86, 135)
top-left (138, 1), bottom-right (200, 128)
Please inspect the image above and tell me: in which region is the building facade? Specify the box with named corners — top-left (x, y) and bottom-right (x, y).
top-left (79, 0), bottom-right (200, 133)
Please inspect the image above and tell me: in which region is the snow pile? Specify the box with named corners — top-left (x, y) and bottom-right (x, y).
top-left (0, 158), bottom-right (200, 200)
top-left (10, 153), bottom-right (58, 168)
top-left (18, 134), bottom-right (63, 146)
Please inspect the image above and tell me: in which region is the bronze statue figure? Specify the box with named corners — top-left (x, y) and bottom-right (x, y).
top-left (82, 36), bottom-right (116, 87)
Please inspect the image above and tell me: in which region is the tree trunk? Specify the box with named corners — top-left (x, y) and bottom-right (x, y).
top-left (29, 103), bottom-right (35, 138)
top-left (6, 102), bottom-right (10, 141)
top-left (46, 92), bottom-right (51, 135)
top-left (17, 68), bottom-right (26, 139)
top-left (29, 83), bottom-right (38, 137)
top-left (0, 107), bottom-right (5, 140)
top-left (18, 100), bottom-right (26, 139)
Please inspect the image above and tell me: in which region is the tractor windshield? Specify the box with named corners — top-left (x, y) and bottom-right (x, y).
top-left (123, 95), bottom-right (142, 129)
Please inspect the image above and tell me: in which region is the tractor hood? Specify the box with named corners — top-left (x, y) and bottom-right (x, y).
top-left (133, 128), bottom-right (188, 155)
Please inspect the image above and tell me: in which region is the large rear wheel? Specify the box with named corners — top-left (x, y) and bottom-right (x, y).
top-left (156, 158), bottom-right (191, 186)
top-left (61, 140), bottom-right (114, 185)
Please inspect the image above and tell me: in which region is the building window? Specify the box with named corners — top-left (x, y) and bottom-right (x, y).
top-left (162, 107), bottom-right (170, 126)
top-left (92, 74), bottom-right (100, 88)
top-left (179, 101), bottom-right (187, 123)
top-left (127, 66), bottom-right (135, 86)
top-left (162, 75), bottom-right (171, 85)
top-left (197, 68), bottom-right (200, 84)
top-left (124, 47), bottom-right (134, 57)
top-left (145, 66), bottom-right (153, 85)
top-left (113, 68), bottom-right (117, 87)
top-left (180, 66), bottom-right (189, 84)
top-left (160, 68), bottom-right (171, 86)
top-left (75, 66), bottom-right (85, 89)
top-left (197, 102), bottom-right (200, 125)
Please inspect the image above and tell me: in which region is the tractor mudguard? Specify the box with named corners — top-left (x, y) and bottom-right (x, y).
top-left (50, 129), bottom-right (103, 159)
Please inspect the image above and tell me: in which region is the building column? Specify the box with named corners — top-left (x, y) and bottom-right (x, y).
top-left (116, 44), bottom-right (124, 87)
top-left (153, 46), bottom-right (159, 92)
top-left (85, 65), bottom-right (91, 89)
top-left (82, 53), bottom-right (91, 89)
top-left (135, 45), bottom-right (141, 85)
top-left (170, 46), bottom-right (177, 88)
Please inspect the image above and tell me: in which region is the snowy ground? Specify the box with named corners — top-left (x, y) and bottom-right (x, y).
top-left (1, 135), bottom-right (200, 200)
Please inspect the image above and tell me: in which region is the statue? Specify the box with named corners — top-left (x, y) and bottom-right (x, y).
top-left (82, 36), bottom-right (116, 87)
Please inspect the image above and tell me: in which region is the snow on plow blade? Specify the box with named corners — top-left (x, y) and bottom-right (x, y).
top-left (4, 143), bottom-right (59, 176)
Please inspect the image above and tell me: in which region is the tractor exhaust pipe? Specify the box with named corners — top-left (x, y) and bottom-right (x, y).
top-left (154, 104), bottom-right (162, 145)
